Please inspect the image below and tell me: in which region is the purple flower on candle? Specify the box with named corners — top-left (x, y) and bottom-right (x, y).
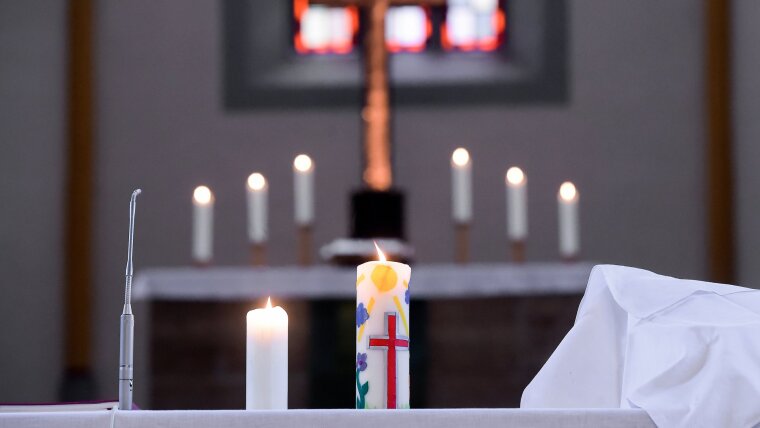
top-left (356, 303), bottom-right (369, 327)
top-left (405, 289), bottom-right (410, 305)
top-left (356, 352), bottom-right (367, 372)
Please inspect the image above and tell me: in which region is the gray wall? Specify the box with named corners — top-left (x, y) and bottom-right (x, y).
top-left (733, 0), bottom-right (760, 289)
top-left (92, 0), bottom-right (706, 397)
top-left (0, 0), bottom-right (66, 401)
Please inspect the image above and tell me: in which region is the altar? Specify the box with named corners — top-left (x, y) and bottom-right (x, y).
top-left (131, 263), bottom-right (593, 409)
top-left (0, 409), bottom-right (656, 428)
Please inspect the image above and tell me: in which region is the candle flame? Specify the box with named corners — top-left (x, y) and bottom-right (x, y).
top-left (193, 185), bottom-right (212, 205)
top-left (293, 154), bottom-right (313, 172)
top-left (266, 296), bottom-right (272, 309)
top-left (247, 173), bottom-right (266, 191)
top-left (452, 148), bottom-right (470, 167)
top-left (374, 241), bottom-right (387, 262)
top-left (559, 181), bottom-right (578, 201)
top-left (506, 167), bottom-right (525, 185)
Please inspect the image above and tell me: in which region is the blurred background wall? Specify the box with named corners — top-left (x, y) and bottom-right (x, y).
top-left (0, 0), bottom-right (756, 403)
top-left (0, 0), bottom-right (66, 401)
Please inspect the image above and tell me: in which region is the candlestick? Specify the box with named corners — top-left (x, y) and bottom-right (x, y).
top-left (356, 243), bottom-right (411, 409)
top-left (558, 181), bottom-right (580, 260)
top-left (247, 173), bottom-right (268, 265)
top-left (297, 226), bottom-right (313, 266)
top-left (455, 224), bottom-right (470, 264)
top-left (192, 185), bottom-right (213, 264)
top-left (506, 167), bottom-right (527, 262)
top-left (451, 148), bottom-right (472, 224)
top-left (246, 297), bottom-right (288, 410)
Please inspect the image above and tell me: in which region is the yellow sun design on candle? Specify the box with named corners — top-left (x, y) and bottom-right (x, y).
top-left (371, 265), bottom-right (397, 293)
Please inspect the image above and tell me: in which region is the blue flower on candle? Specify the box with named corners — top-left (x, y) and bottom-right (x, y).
top-left (356, 303), bottom-right (369, 327)
top-left (405, 289), bottom-right (410, 305)
top-left (356, 352), bottom-right (367, 372)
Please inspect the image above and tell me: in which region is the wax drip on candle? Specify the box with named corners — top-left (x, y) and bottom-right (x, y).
top-left (374, 241), bottom-right (387, 262)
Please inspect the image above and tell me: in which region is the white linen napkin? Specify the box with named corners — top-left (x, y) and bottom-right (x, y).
top-left (521, 264), bottom-right (760, 428)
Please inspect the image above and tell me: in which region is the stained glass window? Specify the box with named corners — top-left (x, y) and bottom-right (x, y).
top-left (293, 0), bottom-right (506, 55)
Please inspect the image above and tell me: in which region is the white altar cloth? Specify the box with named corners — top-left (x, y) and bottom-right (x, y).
top-left (132, 263), bottom-right (594, 301)
top-left (523, 265), bottom-right (760, 428)
top-left (0, 409), bottom-right (655, 428)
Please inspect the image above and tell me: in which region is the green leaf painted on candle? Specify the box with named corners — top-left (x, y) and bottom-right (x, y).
top-left (356, 369), bottom-right (369, 409)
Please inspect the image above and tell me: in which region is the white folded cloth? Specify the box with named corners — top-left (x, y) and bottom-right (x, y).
top-left (522, 264), bottom-right (760, 428)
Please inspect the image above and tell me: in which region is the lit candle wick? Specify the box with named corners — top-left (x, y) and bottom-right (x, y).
top-left (506, 167), bottom-right (525, 185)
top-left (266, 296), bottom-right (272, 309)
top-left (193, 185), bottom-right (212, 205)
top-left (293, 154), bottom-right (313, 172)
top-left (559, 181), bottom-right (578, 201)
top-left (374, 241), bottom-right (387, 262)
top-left (452, 147), bottom-right (470, 167)
top-left (248, 173), bottom-right (267, 191)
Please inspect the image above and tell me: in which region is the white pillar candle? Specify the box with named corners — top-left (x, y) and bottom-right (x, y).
top-left (192, 185), bottom-right (213, 263)
top-left (558, 181), bottom-right (580, 259)
top-left (246, 297), bottom-right (288, 410)
top-left (293, 154), bottom-right (314, 226)
top-left (451, 148), bottom-right (472, 224)
top-left (356, 243), bottom-right (411, 409)
top-left (505, 167), bottom-right (528, 241)
top-left (246, 173), bottom-right (268, 244)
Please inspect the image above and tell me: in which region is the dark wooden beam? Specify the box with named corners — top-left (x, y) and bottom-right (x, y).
top-left (705, 0), bottom-right (734, 283)
top-left (61, 0), bottom-right (95, 400)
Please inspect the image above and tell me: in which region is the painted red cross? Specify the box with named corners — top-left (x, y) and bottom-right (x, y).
top-left (368, 312), bottom-right (409, 409)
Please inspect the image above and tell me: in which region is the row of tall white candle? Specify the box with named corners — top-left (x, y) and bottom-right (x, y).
top-left (451, 147), bottom-right (580, 259)
top-left (193, 149), bottom-right (581, 263)
top-left (192, 155), bottom-right (314, 263)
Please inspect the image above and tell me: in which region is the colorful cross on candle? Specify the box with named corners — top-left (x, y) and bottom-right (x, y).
top-left (369, 313), bottom-right (410, 409)
top-left (356, 243), bottom-right (411, 409)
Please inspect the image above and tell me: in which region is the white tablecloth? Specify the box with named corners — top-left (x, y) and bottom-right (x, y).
top-left (132, 263), bottom-right (594, 301)
top-left (523, 264), bottom-right (760, 427)
top-left (0, 409), bottom-right (655, 428)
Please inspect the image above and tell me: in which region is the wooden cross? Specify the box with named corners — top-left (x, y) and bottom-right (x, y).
top-left (368, 312), bottom-right (410, 408)
top-left (310, 0), bottom-right (445, 191)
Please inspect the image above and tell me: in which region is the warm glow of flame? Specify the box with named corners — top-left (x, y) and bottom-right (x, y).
top-left (559, 181), bottom-right (578, 201)
top-left (193, 185), bottom-right (212, 205)
top-left (266, 296), bottom-right (272, 309)
top-left (374, 241), bottom-right (387, 262)
top-left (247, 173), bottom-right (267, 191)
top-left (452, 148), bottom-right (470, 167)
top-left (294, 154), bottom-right (313, 172)
top-left (506, 167), bottom-right (525, 185)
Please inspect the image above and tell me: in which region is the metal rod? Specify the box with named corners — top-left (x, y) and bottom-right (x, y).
top-left (119, 188), bottom-right (140, 410)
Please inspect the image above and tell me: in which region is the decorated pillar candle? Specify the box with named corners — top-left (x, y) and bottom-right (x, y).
top-left (356, 243), bottom-right (411, 409)
top-left (505, 167), bottom-right (527, 241)
top-left (192, 185), bottom-right (213, 263)
top-left (246, 297), bottom-right (288, 409)
top-left (246, 173), bottom-right (268, 244)
top-left (451, 148), bottom-right (472, 224)
top-left (558, 181), bottom-right (580, 259)
top-left (293, 154), bottom-right (314, 226)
